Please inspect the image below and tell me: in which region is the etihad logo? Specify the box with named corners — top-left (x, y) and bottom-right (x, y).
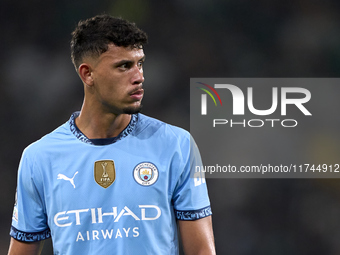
top-left (94, 160), bottom-right (116, 188)
top-left (54, 205), bottom-right (161, 227)
top-left (57, 171), bottom-right (78, 188)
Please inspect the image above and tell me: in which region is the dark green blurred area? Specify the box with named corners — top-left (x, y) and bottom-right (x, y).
top-left (2, 0), bottom-right (340, 254)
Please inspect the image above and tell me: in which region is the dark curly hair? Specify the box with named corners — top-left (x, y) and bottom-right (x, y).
top-left (70, 14), bottom-right (148, 69)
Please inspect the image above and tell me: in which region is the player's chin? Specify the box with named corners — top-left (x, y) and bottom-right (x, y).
top-left (122, 104), bottom-right (143, 114)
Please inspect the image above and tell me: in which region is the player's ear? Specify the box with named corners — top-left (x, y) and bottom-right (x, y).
top-left (78, 63), bottom-right (94, 86)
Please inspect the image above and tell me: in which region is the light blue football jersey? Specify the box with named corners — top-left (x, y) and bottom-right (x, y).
top-left (10, 113), bottom-right (211, 255)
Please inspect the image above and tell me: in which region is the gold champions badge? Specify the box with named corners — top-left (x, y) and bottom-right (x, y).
top-left (94, 160), bottom-right (116, 188)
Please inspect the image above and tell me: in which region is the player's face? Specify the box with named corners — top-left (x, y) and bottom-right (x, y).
top-left (90, 44), bottom-right (145, 115)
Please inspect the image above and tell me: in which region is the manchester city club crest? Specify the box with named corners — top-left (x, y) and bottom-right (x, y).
top-left (94, 160), bottom-right (116, 188)
top-left (133, 162), bottom-right (159, 186)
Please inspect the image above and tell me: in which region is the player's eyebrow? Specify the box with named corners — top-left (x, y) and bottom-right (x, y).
top-left (114, 56), bottom-right (146, 67)
top-left (113, 60), bottom-right (132, 67)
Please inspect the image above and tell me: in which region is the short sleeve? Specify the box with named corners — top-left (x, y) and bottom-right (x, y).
top-left (172, 135), bottom-right (212, 221)
top-left (10, 148), bottom-right (51, 242)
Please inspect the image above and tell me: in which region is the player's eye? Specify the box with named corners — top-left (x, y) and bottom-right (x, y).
top-left (137, 61), bottom-right (143, 69)
top-left (117, 62), bottom-right (132, 70)
top-left (120, 63), bottom-right (129, 69)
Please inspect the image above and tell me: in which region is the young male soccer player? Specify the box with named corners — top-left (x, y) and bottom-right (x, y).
top-left (8, 14), bottom-right (215, 255)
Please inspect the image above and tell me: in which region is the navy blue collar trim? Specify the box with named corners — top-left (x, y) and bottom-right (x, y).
top-left (69, 112), bottom-right (138, 145)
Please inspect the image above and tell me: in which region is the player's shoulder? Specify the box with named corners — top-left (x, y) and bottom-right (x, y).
top-left (23, 121), bottom-right (72, 156)
top-left (135, 113), bottom-right (190, 141)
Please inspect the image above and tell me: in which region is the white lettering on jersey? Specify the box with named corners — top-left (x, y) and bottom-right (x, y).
top-left (115, 229), bottom-right (122, 238)
top-left (54, 211), bottom-right (72, 227)
top-left (93, 230), bottom-right (99, 240)
top-left (76, 232), bottom-right (84, 241)
top-left (123, 228), bottom-right (130, 237)
top-left (139, 205), bottom-right (161, 220)
top-left (54, 206), bottom-right (161, 227)
top-left (66, 209), bottom-right (89, 225)
top-left (114, 206), bottom-right (140, 222)
top-left (101, 229), bottom-right (113, 239)
top-left (193, 171), bottom-right (206, 187)
top-left (57, 171), bottom-right (78, 188)
top-left (133, 227), bottom-right (139, 237)
top-left (54, 209), bottom-right (89, 227)
top-left (97, 207), bottom-right (118, 223)
top-left (76, 227), bottom-right (140, 242)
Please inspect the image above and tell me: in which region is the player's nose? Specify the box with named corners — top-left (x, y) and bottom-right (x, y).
top-left (131, 66), bottom-right (144, 84)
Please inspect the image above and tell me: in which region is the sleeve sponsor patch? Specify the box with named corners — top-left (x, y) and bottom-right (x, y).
top-left (10, 226), bottom-right (51, 242)
top-left (175, 205), bottom-right (212, 221)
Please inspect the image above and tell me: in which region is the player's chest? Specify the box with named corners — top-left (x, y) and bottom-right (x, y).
top-left (44, 144), bottom-right (172, 206)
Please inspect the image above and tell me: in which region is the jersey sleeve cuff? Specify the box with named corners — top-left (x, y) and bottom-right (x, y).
top-left (10, 226), bottom-right (51, 242)
top-left (175, 205), bottom-right (212, 221)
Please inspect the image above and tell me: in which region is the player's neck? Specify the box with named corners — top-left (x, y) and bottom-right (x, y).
top-left (75, 107), bottom-right (132, 139)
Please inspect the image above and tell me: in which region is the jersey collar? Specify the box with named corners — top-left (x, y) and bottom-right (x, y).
top-left (68, 112), bottom-right (138, 145)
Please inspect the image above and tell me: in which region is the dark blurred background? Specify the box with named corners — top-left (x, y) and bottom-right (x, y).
top-left (2, 0), bottom-right (340, 254)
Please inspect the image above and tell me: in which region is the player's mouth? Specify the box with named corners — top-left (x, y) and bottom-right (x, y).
top-left (129, 88), bottom-right (144, 100)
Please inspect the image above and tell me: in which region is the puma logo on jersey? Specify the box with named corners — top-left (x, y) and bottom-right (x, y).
top-left (57, 171), bottom-right (78, 188)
